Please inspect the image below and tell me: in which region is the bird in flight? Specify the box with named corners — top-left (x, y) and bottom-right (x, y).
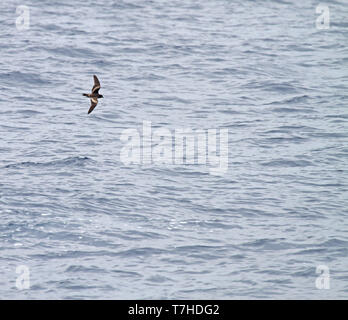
top-left (82, 75), bottom-right (103, 114)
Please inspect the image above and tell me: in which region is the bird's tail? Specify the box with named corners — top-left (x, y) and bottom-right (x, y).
top-left (82, 93), bottom-right (89, 97)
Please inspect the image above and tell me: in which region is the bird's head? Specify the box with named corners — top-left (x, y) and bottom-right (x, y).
top-left (99, 94), bottom-right (104, 98)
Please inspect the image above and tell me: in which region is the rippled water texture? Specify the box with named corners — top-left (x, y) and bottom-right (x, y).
top-left (1, 0), bottom-right (347, 299)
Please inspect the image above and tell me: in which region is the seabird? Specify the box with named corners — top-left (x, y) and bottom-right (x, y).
top-left (82, 75), bottom-right (103, 114)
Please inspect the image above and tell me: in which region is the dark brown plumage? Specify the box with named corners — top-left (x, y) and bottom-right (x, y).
top-left (82, 75), bottom-right (103, 114)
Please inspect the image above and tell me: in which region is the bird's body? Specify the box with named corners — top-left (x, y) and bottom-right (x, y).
top-left (82, 75), bottom-right (103, 114)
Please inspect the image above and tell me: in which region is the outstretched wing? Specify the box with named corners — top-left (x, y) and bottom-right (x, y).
top-left (91, 75), bottom-right (101, 94)
top-left (88, 97), bottom-right (98, 114)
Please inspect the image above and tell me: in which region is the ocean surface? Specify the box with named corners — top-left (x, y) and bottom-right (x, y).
top-left (1, 0), bottom-right (347, 299)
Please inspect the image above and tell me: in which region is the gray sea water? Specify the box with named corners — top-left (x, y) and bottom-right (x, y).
top-left (1, 0), bottom-right (348, 299)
